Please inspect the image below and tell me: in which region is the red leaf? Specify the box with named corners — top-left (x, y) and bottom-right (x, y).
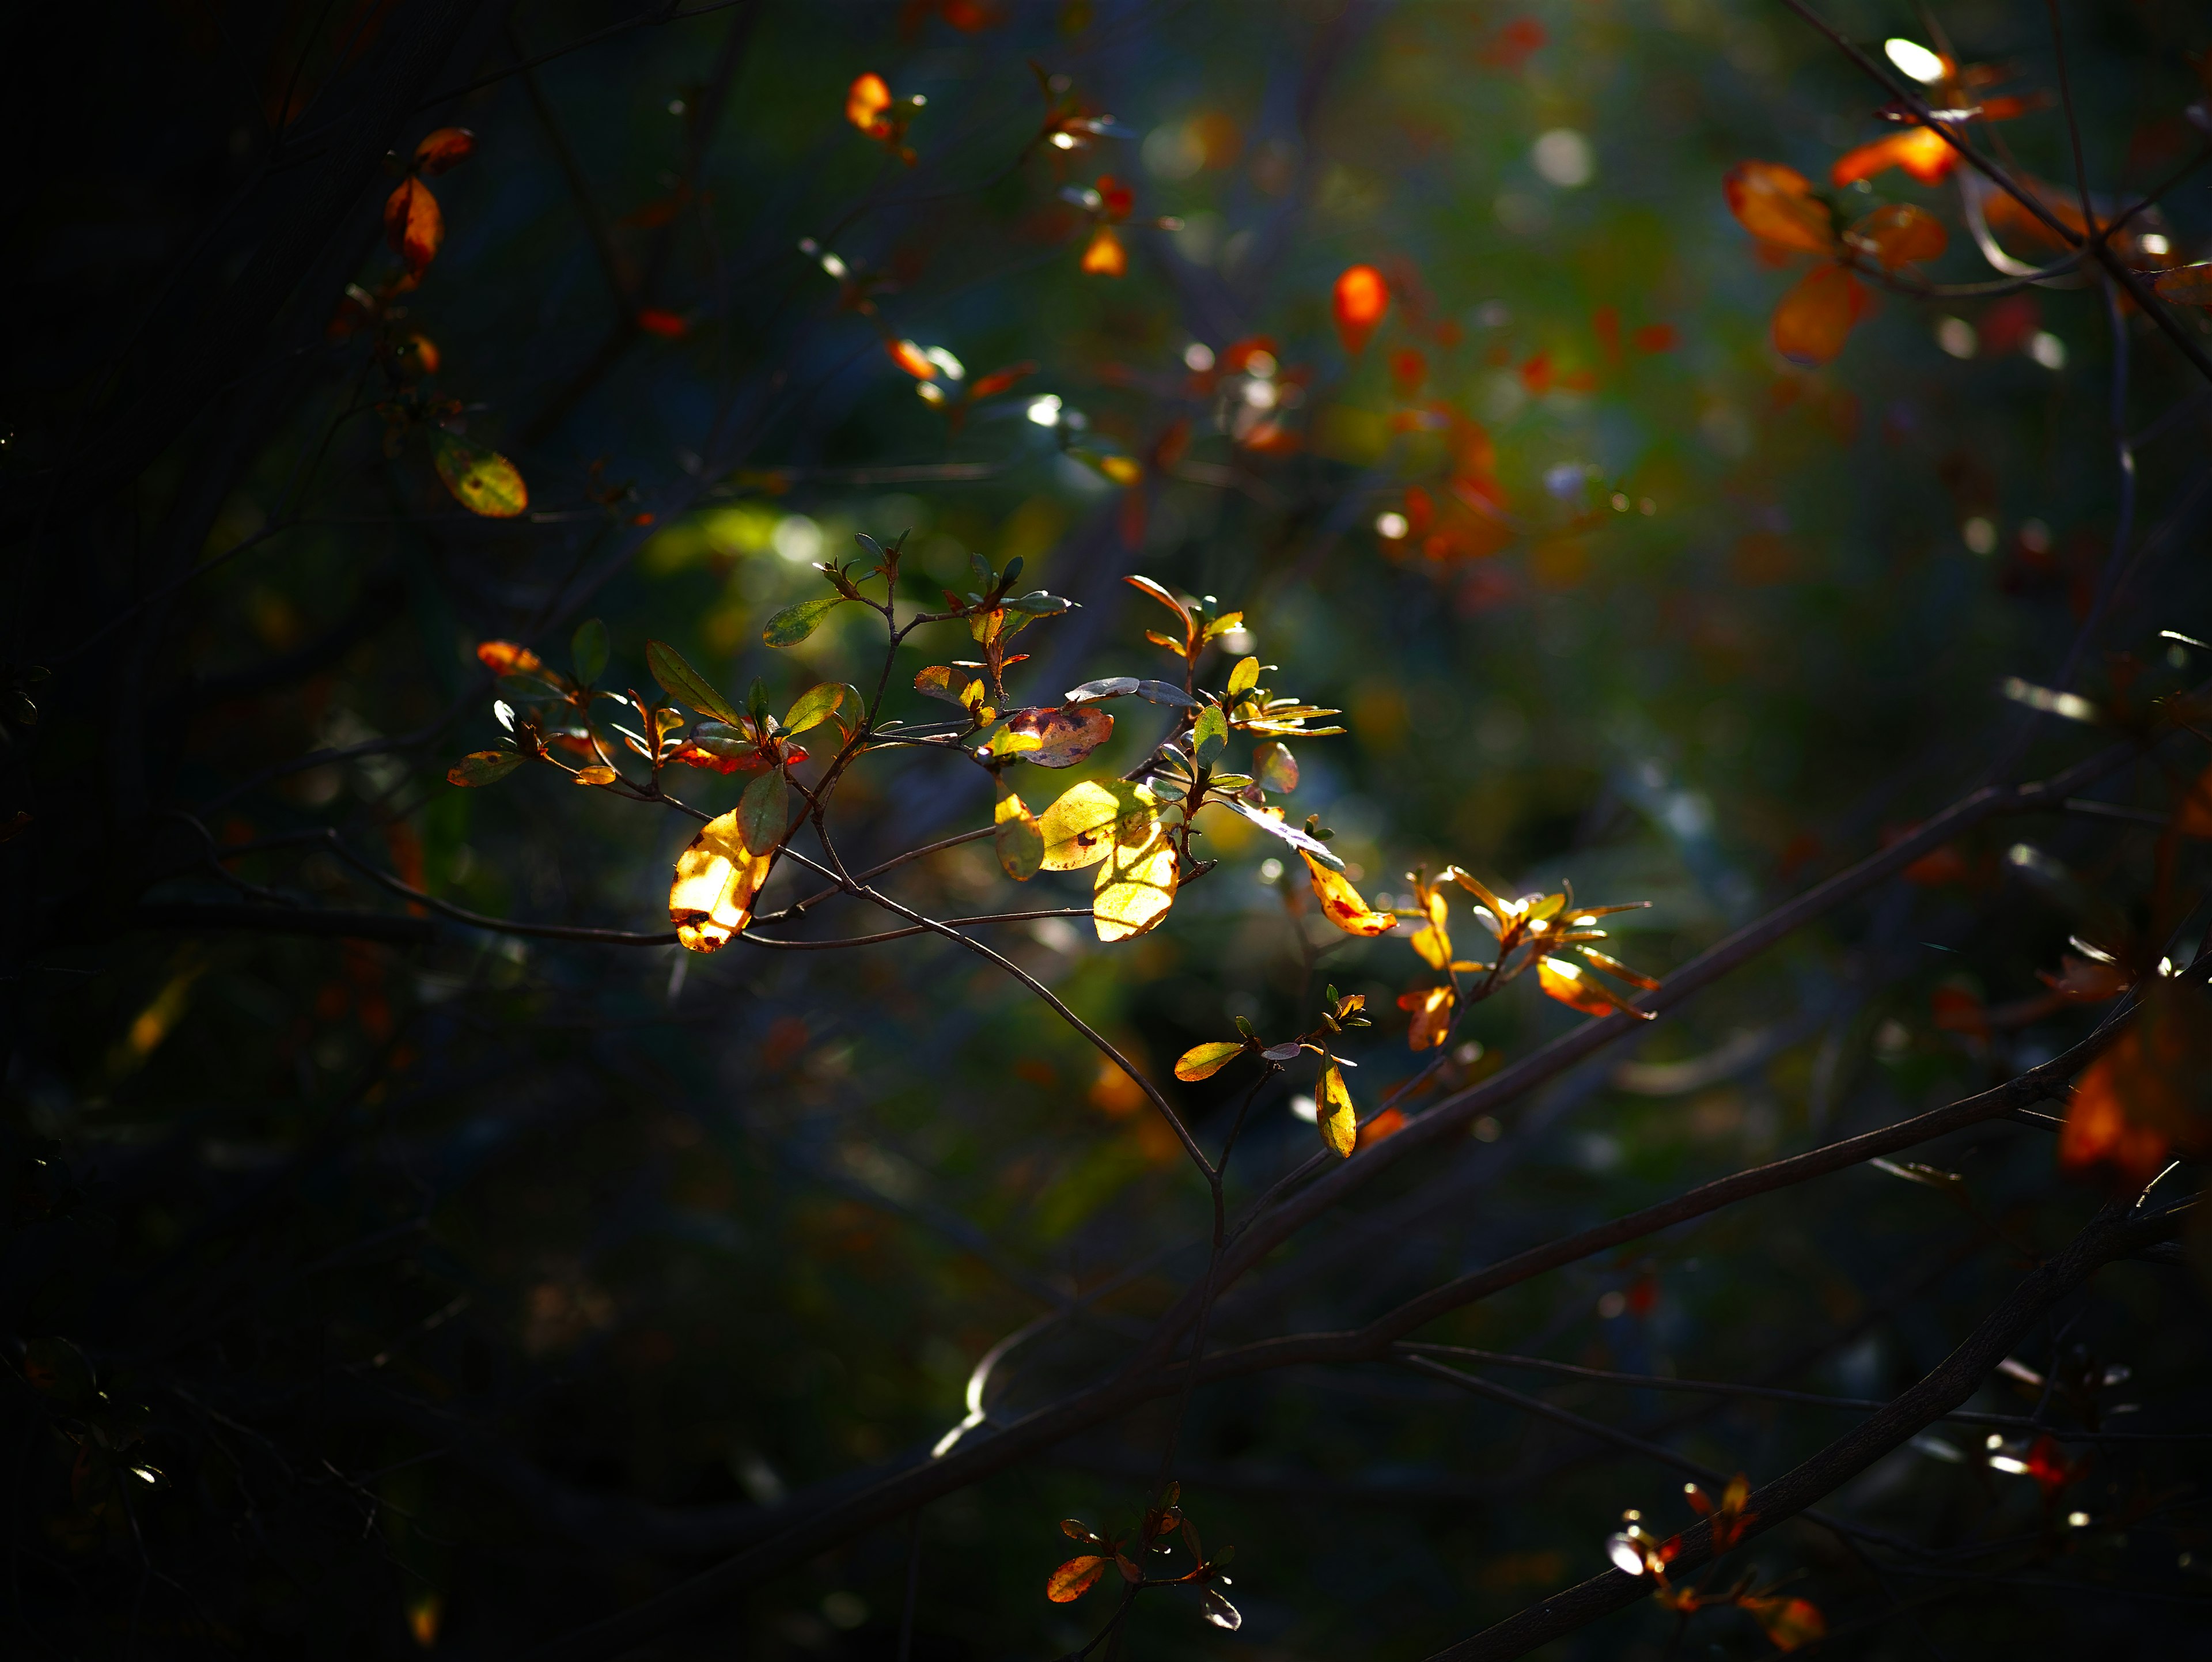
top-left (384, 177), bottom-right (443, 273)
top-left (637, 308), bottom-right (688, 339)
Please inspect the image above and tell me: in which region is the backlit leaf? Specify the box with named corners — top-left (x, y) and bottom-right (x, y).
top-left (668, 808), bottom-right (773, 953)
top-left (2153, 263), bottom-right (2212, 306)
top-left (2059, 980), bottom-right (2212, 1183)
top-left (1200, 1588), bottom-right (1243, 1631)
top-left (1302, 851), bottom-right (1396, 934)
top-left (1333, 264), bottom-right (1389, 354)
top-left (1577, 946), bottom-right (1661, 990)
top-left (428, 430), bottom-right (528, 517)
top-left (1227, 656), bottom-right (1260, 696)
top-left (571, 618), bottom-right (608, 686)
top-left (994, 779), bottom-right (1044, 880)
top-left (384, 176), bottom-right (443, 271)
top-left (1125, 574), bottom-right (1192, 635)
top-left (1093, 821), bottom-right (1177, 941)
top-left (448, 749), bottom-right (522, 786)
top-left (846, 72), bottom-right (892, 132)
top-left (1399, 984), bottom-right (1455, 1050)
top-left (646, 639), bottom-right (743, 725)
top-left (1226, 800), bottom-right (1341, 866)
top-left (1408, 887), bottom-right (1450, 969)
top-left (1047, 1555), bottom-right (1106, 1603)
top-left (1847, 202), bottom-right (1946, 269)
top-left (887, 338), bottom-right (935, 379)
top-left (782, 682), bottom-right (847, 736)
top-left (1832, 125), bottom-right (1957, 188)
top-left (1253, 741), bottom-right (1298, 792)
top-left (1318, 1056), bottom-right (1355, 1156)
top-left (763, 595), bottom-right (847, 648)
top-left (573, 764), bottom-right (618, 785)
top-left (477, 641), bottom-right (549, 679)
top-left (736, 767), bottom-right (787, 854)
top-left (1722, 160), bottom-right (1836, 253)
top-left (413, 126), bottom-right (476, 175)
top-left (1537, 956), bottom-right (1654, 1020)
top-left (1745, 1596), bottom-right (1825, 1652)
top-left (980, 705), bottom-right (1114, 767)
top-left (1176, 1040), bottom-right (1245, 1081)
top-left (1192, 703), bottom-right (1228, 766)
top-left (1039, 779), bottom-right (1157, 870)
top-left (1080, 223), bottom-right (1127, 276)
top-left (1771, 264), bottom-right (1866, 367)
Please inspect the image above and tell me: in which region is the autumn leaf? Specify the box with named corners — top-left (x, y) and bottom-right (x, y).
top-left (646, 640), bottom-right (744, 725)
top-left (476, 641), bottom-right (548, 679)
top-left (428, 430), bottom-right (528, 517)
top-left (1537, 956), bottom-right (1653, 1020)
top-left (1038, 779), bottom-right (1157, 871)
top-left (1080, 224), bottom-right (1127, 277)
top-left (1175, 1040), bottom-right (1245, 1081)
top-left (979, 705), bottom-right (1113, 767)
top-left (1317, 1055), bottom-right (1356, 1156)
top-left (384, 176), bottom-right (444, 272)
top-left (573, 764), bottom-right (618, 786)
top-left (1333, 264), bottom-right (1389, 354)
top-left (1093, 820), bottom-right (1177, 941)
top-left (1046, 1555), bottom-right (1106, 1603)
top-left (412, 126), bottom-right (476, 175)
top-left (994, 779), bottom-right (1044, 880)
top-left (1832, 125), bottom-right (1956, 188)
top-left (1398, 984), bottom-right (1455, 1050)
top-left (1252, 740), bottom-right (1298, 792)
top-left (2059, 981), bottom-right (2212, 1183)
top-left (1407, 884), bottom-right (1450, 969)
top-left (846, 72), bottom-right (893, 132)
top-left (1847, 202), bottom-right (1946, 269)
top-left (886, 338), bottom-right (935, 379)
top-left (2153, 263), bottom-right (2212, 307)
top-left (763, 595), bottom-right (848, 647)
top-left (1744, 1596), bottom-right (1825, 1652)
top-left (1771, 264), bottom-right (1866, 366)
top-left (448, 749), bottom-right (522, 786)
top-left (1301, 851), bottom-right (1396, 936)
top-left (1722, 161), bottom-right (1836, 254)
top-left (669, 808), bottom-right (774, 953)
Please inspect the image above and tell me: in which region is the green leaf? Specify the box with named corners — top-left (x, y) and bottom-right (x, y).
top-left (969, 551), bottom-right (994, 592)
top-left (747, 677), bottom-right (771, 723)
top-left (571, 618), bottom-right (608, 687)
top-left (1193, 703), bottom-right (1228, 767)
top-left (447, 749), bottom-right (524, 786)
top-left (736, 768), bottom-right (787, 854)
top-left (1004, 590), bottom-right (1073, 616)
top-left (782, 683), bottom-right (848, 736)
top-left (763, 595), bottom-right (847, 648)
top-left (855, 531), bottom-right (887, 562)
top-left (427, 429), bottom-right (529, 518)
top-left (1175, 1041), bottom-right (1245, 1082)
top-left (646, 640), bottom-right (743, 725)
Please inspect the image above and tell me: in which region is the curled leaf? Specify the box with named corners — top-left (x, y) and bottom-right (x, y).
top-left (1038, 779), bottom-right (1157, 871)
top-left (646, 640), bottom-right (743, 725)
top-left (980, 705), bottom-right (1114, 767)
top-left (1094, 821), bottom-right (1177, 941)
top-left (1722, 160), bottom-right (1836, 253)
top-left (1302, 851), bottom-right (1396, 935)
top-left (669, 808), bottom-right (774, 952)
top-left (428, 430), bottom-right (528, 517)
top-left (1317, 1056), bottom-right (1356, 1156)
top-left (763, 595), bottom-right (848, 648)
top-left (847, 72), bottom-right (892, 132)
top-left (1045, 1555), bottom-right (1106, 1603)
top-left (994, 779), bottom-right (1044, 880)
top-left (448, 749), bottom-right (522, 786)
top-left (1175, 1041), bottom-right (1246, 1081)
top-left (1408, 887), bottom-right (1450, 969)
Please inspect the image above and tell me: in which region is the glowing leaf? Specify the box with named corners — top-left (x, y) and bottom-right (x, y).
top-left (763, 595), bottom-right (849, 647)
top-left (476, 642), bottom-right (547, 679)
top-left (573, 764), bottom-right (618, 785)
top-left (1080, 224), bottom-right (1127, 277)
top-left (1225, 800), bottom-right (1342, 866)
top-left (1398, 984), bottom-right (1455, 1050)
top-left (887, 338), bottom-right (935, 379)
top-left (1125, 574), bottom-right (1192, 635)
top-left (412, 126), bottom-right (476, 175)
top-left (1253, 741), bottom-right (1298, 792)
top-left (1333, 264), bottom-right (1389, 354)
top-left (736, 768), bottom-right (787, 854)
top-left (668, 809), bottom-right (773, 953)
top-left (1408, 887), bottom-right (1450, 969)
top-left (428, 430), bottom-right (528, 517)
top-left (1200, 1589), bottom-right (1243, 1631)
top-left (1046, 1555), bottom-right (1105, 1603)
top-left (646, 640), bottom-right (743, 725)
top-left (447, 749), bottom-right (522, 786)
top-left (781, 683), bottom-right (848, 736)
top-left (2153, 263), bottom-right (2212, 307)
top-left (994, 781), bottom-right (1044, 880)
top-left (1175, 1041), bottom-right (1245, 1081)
top-left (1537, 956), bottom-right (1654, 1020)
top-left (1745, 1596), bottom-right (1825, 1653)
top-left (846, 72), bottom-right (892, 132)
top-left (1092, 453), bottom-right (1142, 486)
top-left (1848, 202), bottom-right (1946, 269)
top-left (1192, 703), bottom-right (1228, 766)
top-left (384, 176), bottom-right (444, 271)
top-left (1577, 946), bottom-right (1661, 990)
top-left (1302, 851), bottom-right (1396, 936)
top-left (1722, 161), bottom-right (1836, 253)
top-left (1039, 779), bottom-right (1157, 870)
top-left (1093, 821), bottom-right (1177, 941)
top-left (1832, 125), bottom-right (1957, 188)
top-left (2059, 983), bottom-right (2212, 1183)
top-left (571, 618), bottom-right (608, 686)
top-left (1771, 264), bottom-right (1867, 367)
top-left (1317, 1056), bottom-right (1355, 1156)
top-left (979, 705), bottom-right (1114, 767)
top-left (1065, 676), bottom-right (1138, 703)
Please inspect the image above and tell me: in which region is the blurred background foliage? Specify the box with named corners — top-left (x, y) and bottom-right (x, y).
top-left (5, 0), bottom-right (2212, 1657)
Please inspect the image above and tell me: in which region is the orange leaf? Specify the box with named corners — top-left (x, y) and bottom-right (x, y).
top-left (1046, 1555), bottom-right (1106, 1603)
top-left (1408, 887), bottom-right (1450, 968)
top-left (476, 641), bottom-right (547, 678)
top-left (887, 338), bottom-right (935, 379)
top-left (1355, 1106), bottom-right (1407, 1150)
top-left (967, 361), bottom-right (1037, 399)
top-left (1080, 223), bottom-right (1127, 277)
top-left (1537, 956), bottom-right (1652, 1020)
top-left (412, 126), bottom-right (476, 176)
top-left (1722, 161), bottom-right (1836, 254)
top-left (1831, 125), bottom-right (1957, 188)
top-left (2177, 762), bottom-right (2212, 835)
top-left (1333, 264), bottom-right (1389, 354)
top-left (2156, 263), bottom-right (2212, 308)
top-left (1745, 1596), bottom-right (1825, 1652)
top-left (2059, 1043), bottom-right (2171, 1183)
top-left (384, 177), bottom-right (444, 273)
top-left (1847, 202), bottom-right (1946, 269)
top-left (979, 705), bottom-right (1115, 768)
top-left (846, 72), bottom-right (892, 132)
top-left (1397, 984), bottom-right (1455, 1050)
top-left (1770, 264), bottom-right (1866, 367)
top-left (669, 808), bottom-right (774, 953)
top-left (1301, 852), bottom-right (1396, 936)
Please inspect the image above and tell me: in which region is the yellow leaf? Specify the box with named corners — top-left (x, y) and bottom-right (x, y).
top-left (1537, 956), bottom-right (1654, 1020)
top-left (1317, 1056), bottom-right (1355, 1156)
top-left (994, 780), bottom-right (1044, 880)
top-left (1408, 885), bottom-right (1450, 968)
top-left (1175, 1041), bottom-right (1245, 1081)
top-left (1397, 984), bottom-right (1455, 1050)
top-left (1046, 1555), bottom-right (1107, 1603)
top-left (1093, 821), bottom-right (1177, 941)
top-left (573, 764), bottom-right (618, 785)
top-left (428, 430), bottom-right (528, 518)
top-left (1038, 779), bottom-right (1157, 871)
top-left (1301, 851), bottom-right (1396, 936)
top-left (668, 808), bottom-right (773, 953)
